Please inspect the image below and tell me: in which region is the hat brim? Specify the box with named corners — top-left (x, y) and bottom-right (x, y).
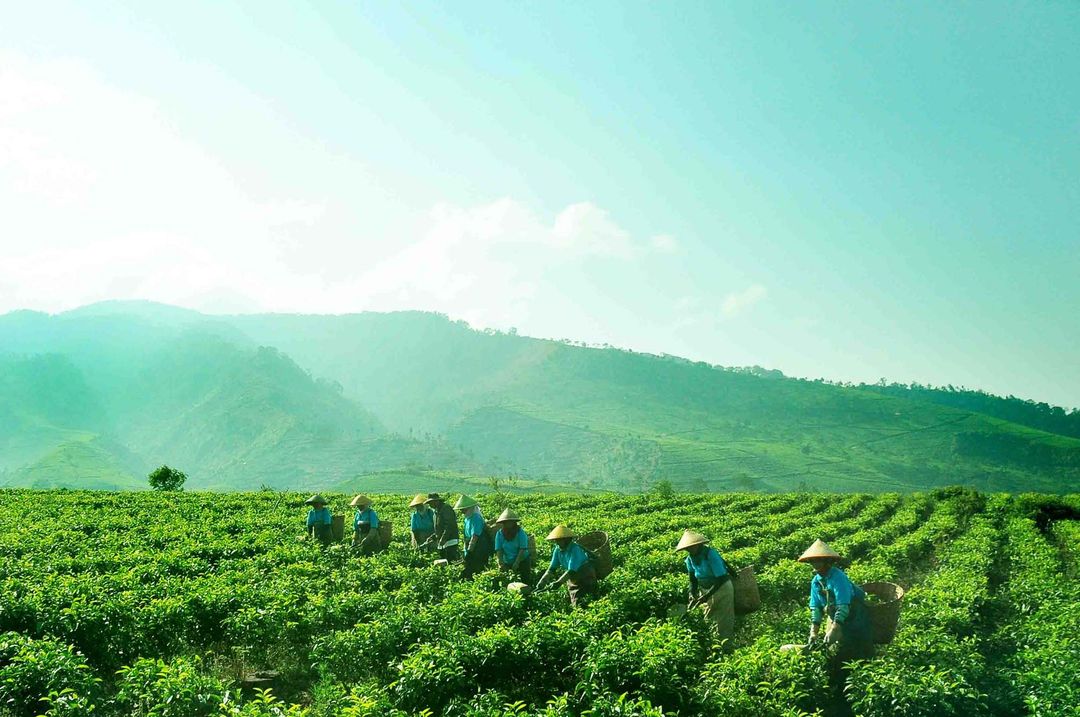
top-left (798, 554), bottom-right (841, 563)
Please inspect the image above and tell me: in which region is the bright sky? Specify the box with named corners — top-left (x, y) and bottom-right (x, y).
top-left (1, 2), bottom-right (1078, 408)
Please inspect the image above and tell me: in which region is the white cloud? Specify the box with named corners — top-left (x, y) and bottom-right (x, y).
top-left (650, 234), bottom-right (679, 253)
top-left (326, 198), bottom-right (665, 327)
top-left (551, 202), bottom-right (635, 257)
top-left (0, 52), bottom-right (676, 329)
top-left (721, 284), bottom-right (768, 317)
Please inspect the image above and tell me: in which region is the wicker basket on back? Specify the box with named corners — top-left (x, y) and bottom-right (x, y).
top-left (732, 566), bottom-right (761, 614)
top-left (578, 531), bottom-right (613, 579)
top-left (861, 581), bottom-right (905, 643)
top-left (377, 520), bottom-right (393, 551)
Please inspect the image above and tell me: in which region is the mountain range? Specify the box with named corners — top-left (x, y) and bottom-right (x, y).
top-left (1, 300), bottom-right (1077, 493)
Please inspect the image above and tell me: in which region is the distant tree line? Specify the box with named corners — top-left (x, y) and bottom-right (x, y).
top-left (863, 382), bottom-right (1080, 440)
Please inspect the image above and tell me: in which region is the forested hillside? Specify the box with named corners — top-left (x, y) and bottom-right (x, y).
top-left (860, 382), bottom-right (1080, 438)
top-left (1, 302), bottom-right (1078, 493)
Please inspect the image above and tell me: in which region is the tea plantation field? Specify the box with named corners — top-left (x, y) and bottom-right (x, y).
top-left (1, 489), bottom-right (1077, 716)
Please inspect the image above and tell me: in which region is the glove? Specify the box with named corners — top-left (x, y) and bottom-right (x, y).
top-left (824, 622), bottom-right (843, 645)
top-left (808, 623), bottom-right (821, 644)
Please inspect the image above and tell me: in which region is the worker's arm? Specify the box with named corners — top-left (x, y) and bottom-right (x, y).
top-left (511, 533), bottom-right (525, 569)
top-left (550, 570), bottom-right (572, 588)
top-left (808, 577), bottom-right (826, 643)
top-left (688, 574), bottom-right (700, 605)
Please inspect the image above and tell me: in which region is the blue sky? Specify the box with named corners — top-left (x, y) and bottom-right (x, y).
top-left (1, 1), bottom-right (1078, 407)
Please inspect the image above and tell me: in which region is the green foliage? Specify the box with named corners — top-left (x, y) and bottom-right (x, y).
top-left (695, 638), bottom-right (829, 716)
top-left (0, 489), bottom-right (1077, 716)
top-left (576, 620), bottom-right (703, 711)
top-left (114, 656), bottom-right (225, 717)
top-left (650, 480), bottom-right (675, 499)
top-left (219, 688), bottom-right (310, 716)
top-left (147, 464), bottom-right (187, 491)
top-left (0, 632), bottom-right (100, 716)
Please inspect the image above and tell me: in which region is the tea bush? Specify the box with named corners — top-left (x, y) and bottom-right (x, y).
top-left (0, 489), bottom-right (1076, 715)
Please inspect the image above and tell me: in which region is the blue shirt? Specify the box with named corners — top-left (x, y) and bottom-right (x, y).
top-left (809, 566), bottom-right (865, 624)
top-left (353, 507), bottom-right (379, 531)
top-left (685, 546), bottom-right (728, 587)
top-left (550, 542), bottom-right (590, 573)
top-left (410, 508), bottom-right (434, 532)
top-left (463, 510), bottom-right (486, 556)
top-left (306, 507), bottom-right (332, 527)
top-left (495, 528), bottom-right (529, 563)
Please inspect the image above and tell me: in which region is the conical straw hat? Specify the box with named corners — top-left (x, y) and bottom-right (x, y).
top-left (424, 493), bottom-right (443, 504)
top-left (454, 495), bottom-right (478, 510)
top-left (408, 494), bottom-right (427, 508)
top-left (304, 494), bottom-right (327, 505)
top-left (798, 539), bottom-right (842, 562)
top-left (675, 529), bottom-right (708, 552)
top-left (495, 508), bottom-right (521, 523)
top-left (546, 524), bottom-right (575, 540)
top-left (349, 494), bottom-right (372, 507)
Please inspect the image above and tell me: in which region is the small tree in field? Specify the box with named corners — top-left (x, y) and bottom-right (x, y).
top-left (148, 465), bottom-right (187, 491)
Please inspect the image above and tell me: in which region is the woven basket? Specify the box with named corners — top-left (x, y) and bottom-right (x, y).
top-left (861, 581), bottom-right (905, 644)
top-left (377, 520), bottom-right (393, 550)
top-left (578, 531), bottom-right (613, 579)
top-left (732, 566), bottom-right (761, 614)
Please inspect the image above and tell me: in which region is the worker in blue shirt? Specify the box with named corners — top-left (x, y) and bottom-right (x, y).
top-left (304, 495), bottom-right (333, 547)
top-left (493, 508), bottom-right (532, 583)
top-left (676, 530), bottom-right (735, 641)
top-left (350, 495), bottom-right (381, 554)
top-left (798, 540), bottom-right (873, 663)
top-left (408, 494), bottom-right (435, 550)
top-left (455, 495), bottom-right (492, 579)
top-left (535, 525), bottom-right (597, 606)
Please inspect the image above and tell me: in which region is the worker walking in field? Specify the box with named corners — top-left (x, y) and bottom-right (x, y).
top-left (676, 529), bottom-right (735, 642)
top-left (456, 495), bottom-right (493, 579)
top-left (421, 493), bottom-right (460, 561)
top-left (493, 508), bottom-right (532, 583)
top-left (350, 495), bottom-right (380, 554)
top-left (304, 495), bottom-right (333, 547)
top-left (799, 540), bottom-right (873, 663)
top-left (535, 525), bottom-right (597, 607)
top-left (408, 494), bottom-right (435, 550)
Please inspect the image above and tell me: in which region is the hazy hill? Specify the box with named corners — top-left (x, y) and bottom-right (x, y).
top-left (0, 310), bottom-right (479, 489)
top-left (228, 309), bottom-right (1080, 493)
top-left (2, 302), bottom-right (1079, 493)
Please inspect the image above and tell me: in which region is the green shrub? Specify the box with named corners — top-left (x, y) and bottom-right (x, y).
top-left (113, 656), bottom-right (226, 717)
top-left (576, 620), bottom-right (703, 711)
top-left (694, 637), bottom-right (828, 716)
top-left (0, 632), bottom-right (100, 716)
